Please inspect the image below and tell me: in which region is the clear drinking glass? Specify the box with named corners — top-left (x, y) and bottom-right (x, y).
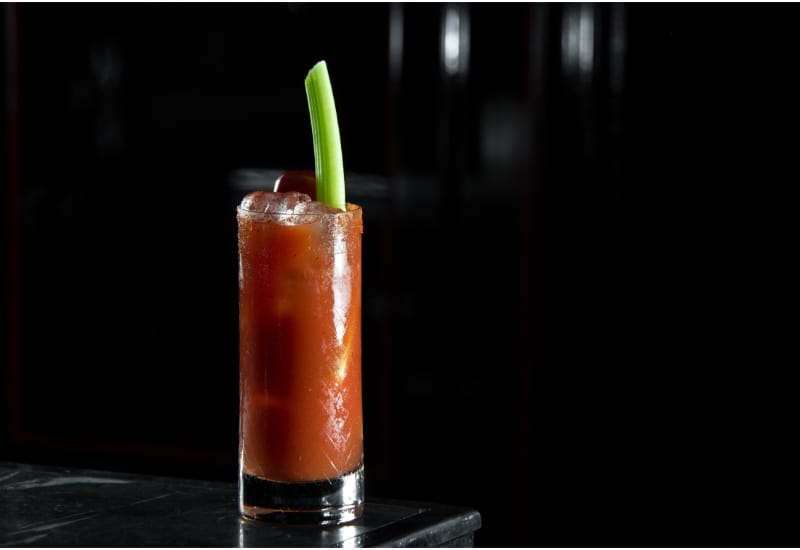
top-left (237, 199), bottom-right (364, 524)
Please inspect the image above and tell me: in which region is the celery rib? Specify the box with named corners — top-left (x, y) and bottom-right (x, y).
top-left (305, 61), bottom-right (346, 211)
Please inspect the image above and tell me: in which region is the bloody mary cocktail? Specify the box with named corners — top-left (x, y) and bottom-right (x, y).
top-left (237, 190), bottom-right (364, 523)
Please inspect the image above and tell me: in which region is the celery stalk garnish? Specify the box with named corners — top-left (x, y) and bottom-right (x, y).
top-left (305, 60), bottom-right (346, 211)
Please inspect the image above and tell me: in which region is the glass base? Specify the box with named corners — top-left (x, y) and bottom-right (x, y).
top-left (239, 465), bottom-right (364, 525)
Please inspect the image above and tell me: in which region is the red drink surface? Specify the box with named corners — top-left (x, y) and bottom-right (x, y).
top-left (237, 196), bottom-right (363, 483)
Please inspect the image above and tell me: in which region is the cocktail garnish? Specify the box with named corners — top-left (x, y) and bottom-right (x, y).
top-left (305, 60), bottom-right (346, 211)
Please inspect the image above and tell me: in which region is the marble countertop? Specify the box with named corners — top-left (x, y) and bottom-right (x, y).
top-left (0, 462), bottom-right (480, 547)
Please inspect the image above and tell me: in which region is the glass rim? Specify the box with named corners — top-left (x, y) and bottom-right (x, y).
top-left (236, 202), bottom-right (362, 221)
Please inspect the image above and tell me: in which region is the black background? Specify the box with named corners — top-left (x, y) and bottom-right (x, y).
top-left (2, 3), bottom-right (799, 547)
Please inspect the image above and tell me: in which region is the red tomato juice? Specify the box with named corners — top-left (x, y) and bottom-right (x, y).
top-left (237, 199), bottom-right (363, 483)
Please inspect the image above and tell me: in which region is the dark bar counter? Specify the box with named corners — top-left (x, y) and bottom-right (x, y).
top-left (0, 462), bottom-right (480, 547)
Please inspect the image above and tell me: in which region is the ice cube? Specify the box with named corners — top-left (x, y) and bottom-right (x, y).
top-left (268, 191), bottom-right (312, 214)
top-left (282, 199), bottom-right (342, 224)
top-left (238, 191), bottom-right (312, 215)
top-left (239, 191), bottom-right (272, 213)
top-left (293, 200), bottom-right (341, 216)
